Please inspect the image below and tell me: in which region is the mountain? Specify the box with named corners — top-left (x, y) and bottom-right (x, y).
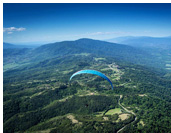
top-left (3, 38), bottom-right (171, 133)
top-left (29, 38), bottom-right (164, 68)
top-left (106, 36), bottom-right (135, 43)
top-left (32, 38), bottom-right (136, 58)
top-left (3, 48), bottom-right (31, 64)
top-left (3, 42), bottom-right (40, 49)
top-left (3, 38), bottom-right (167, 72)
top-left (106, 36), bottom-right (171, 49)
top-left (3, 42), bottom-right (19, 49)
top-left (106, 36), bottom-right (171, 71)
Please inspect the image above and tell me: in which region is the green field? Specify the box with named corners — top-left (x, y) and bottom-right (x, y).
top-left (95, 111), bottom-right (106, 117)
top-left (105, 108), bottom-right (122, 115)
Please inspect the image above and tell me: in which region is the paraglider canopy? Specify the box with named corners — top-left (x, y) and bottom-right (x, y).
top-left (70, 69), bottom-right (113, 90)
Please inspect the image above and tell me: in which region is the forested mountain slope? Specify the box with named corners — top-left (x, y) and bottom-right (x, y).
top-left (107, 36), bottom-right (171, 72)
top-left (3, 54), bottom-right (171, 133)
top-left (3, 38), bottom-right (166, 71)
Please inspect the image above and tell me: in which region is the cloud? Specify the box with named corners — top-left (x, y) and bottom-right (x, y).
top-left (16, 27), bottom-right (26, 31)
top-left (7, 32), bottom-right (13, 34)
top-left (84, 31), bottom-right (130, 36)
top-left (66, 31), bottom-right (130, 38)
top-left (3, 27), bottom-right (26, 33)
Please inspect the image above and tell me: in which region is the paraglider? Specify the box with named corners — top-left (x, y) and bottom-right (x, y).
top-left (69, 70), bottom-right (113, 90)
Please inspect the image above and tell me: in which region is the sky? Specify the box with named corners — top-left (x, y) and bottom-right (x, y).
top-left (3, 3), bottom-right (171, 44)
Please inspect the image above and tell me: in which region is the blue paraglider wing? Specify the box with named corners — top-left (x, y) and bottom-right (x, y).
top-left (70, 70), bottom-right (113, 90)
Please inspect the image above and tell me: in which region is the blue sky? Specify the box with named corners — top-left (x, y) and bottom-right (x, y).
top-left (3, 3), bottom-right (171, 44)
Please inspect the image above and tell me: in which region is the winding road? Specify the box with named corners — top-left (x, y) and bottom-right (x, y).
top-left (117, 95), bottom-right (137, 133)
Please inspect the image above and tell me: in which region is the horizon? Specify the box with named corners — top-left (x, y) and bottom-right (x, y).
top-left (3, 35), bottom-right (171, 45)
top-left (3, 3), bottom-right (171, 44)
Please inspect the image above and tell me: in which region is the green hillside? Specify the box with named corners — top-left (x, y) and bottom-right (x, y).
top-left (3, 39), bottom-right (166, 72)
top-left (3, 53), bottom-right (171, 133)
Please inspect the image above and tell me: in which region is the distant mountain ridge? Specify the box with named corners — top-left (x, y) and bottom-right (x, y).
top-left (27, 38), bottom-right (164, 68)
top-left (31, 38), bottom-right (147, 60)
top-left (3, 42), bottom-right (39, 49)
top-left (3, 38), bottom-right (166, 70)
top-left (106, 36), bottom-right (171, 49)
top-left (3, 42), bottom-right (20, 49)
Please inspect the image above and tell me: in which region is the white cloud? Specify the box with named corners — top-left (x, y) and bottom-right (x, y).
top-left (3, 27), bottom-right (26, 33)
top-left (16, 27), bottom-right (26, 31)
top-left (84, 31), bottom-right (130, 36)
top-left (7, 32), bottom-right (13, 34)
top-left (89, 32), bottom-right (103, 35)
top-left (65, 31), bottom-right (130, 39)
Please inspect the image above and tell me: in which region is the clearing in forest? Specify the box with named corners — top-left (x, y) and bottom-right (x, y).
top-left (67, 115), bottom-right (82, 125)
top-left (119, 114), bottom-right (130, 120)
top-left (138, 94), bottom-right (147, 97)
top-left (139, 120), bottom-right (145, 126)
top-left (105, 108), bottom-right (122, 115)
